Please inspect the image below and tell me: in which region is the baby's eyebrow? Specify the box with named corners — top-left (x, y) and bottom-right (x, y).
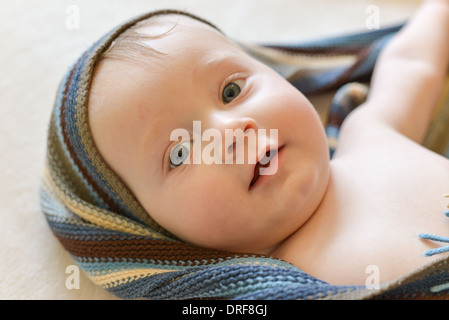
top-left (202, 52), bottom-right (229, 67)
top-left (135, 107), bottom-right (169, 178)
top-left (200, 50), bottom-right (246, 75)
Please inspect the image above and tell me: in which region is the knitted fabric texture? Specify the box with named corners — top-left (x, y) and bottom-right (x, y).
top-left (40, 9), bottom-right (449, 300)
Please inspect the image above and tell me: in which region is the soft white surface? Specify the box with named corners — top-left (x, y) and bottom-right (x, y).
top-left (0, 0), bottom-right (420, 299)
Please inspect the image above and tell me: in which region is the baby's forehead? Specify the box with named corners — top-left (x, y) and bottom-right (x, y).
top-left (133, 13), bottom-right (237, 57)
top-left (92, 12), bottom-right (233, 91)
top-left (89, 12), bottom-right (247, 119)
top-left (89, 13), bottom-right (244, 128)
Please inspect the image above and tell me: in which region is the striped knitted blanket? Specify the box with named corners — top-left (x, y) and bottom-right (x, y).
top-left (40, 9), bottom-right (449, 300)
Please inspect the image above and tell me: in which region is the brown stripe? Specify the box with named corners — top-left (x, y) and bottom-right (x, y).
top-left (307, 44), bottom-right (373, 95)
top-left (265, 44), bottom-right (364, 57)
top-left (54, 233), bottom-right (262, 266)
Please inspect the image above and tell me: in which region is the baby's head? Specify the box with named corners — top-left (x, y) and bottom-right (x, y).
top-left (87, 11), bottom-right (330, 254)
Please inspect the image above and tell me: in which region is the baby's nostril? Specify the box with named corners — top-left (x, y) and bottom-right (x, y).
top-left (227, 141), bottom-right (236, 153)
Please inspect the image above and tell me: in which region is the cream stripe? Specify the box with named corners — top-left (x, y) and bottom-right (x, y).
top-left (88, 268), bottom-right (177, 288)
top-left (239, 41), bottom-right (357, 70)
top-left (42, 166), bottom-right (163, 238)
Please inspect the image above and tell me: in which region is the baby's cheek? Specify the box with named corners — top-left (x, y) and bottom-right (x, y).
top-left (176, 181), bottom-right (247, 247)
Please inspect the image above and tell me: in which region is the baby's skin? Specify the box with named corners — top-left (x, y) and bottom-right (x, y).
top-left (88, 0), bottom-right (449, 285)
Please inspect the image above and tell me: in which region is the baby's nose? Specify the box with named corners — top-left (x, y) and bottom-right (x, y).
top-left (224, 117), bottom-right (258, 134)
top-left (223, 117), bottom-right (259, 164)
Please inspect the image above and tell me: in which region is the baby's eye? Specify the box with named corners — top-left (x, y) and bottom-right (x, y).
top-left (222, 79), bottom-right (245, 104)
top-left (169, 141), bottom-right (192, 169)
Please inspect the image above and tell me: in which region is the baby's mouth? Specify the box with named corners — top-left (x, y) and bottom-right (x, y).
top-left (249, 148), bottom-right (279, 188)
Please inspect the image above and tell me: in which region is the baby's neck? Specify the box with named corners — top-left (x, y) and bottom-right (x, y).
top-left (268, 167), bottom-right (333, 258)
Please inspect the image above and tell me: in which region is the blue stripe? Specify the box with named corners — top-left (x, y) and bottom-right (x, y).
top-left (267, 23), bottom-right (403, 49)
top-left (107, 265), bottom-right (332, 299)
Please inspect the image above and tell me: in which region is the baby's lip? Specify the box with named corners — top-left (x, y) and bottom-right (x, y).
top-left (249, 145), bottom-right (281, 189)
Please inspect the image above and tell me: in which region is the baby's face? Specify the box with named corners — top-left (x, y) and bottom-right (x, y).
top-left (88, 14), bottom-right (330, 254)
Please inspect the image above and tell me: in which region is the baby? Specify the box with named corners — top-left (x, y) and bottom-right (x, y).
top-left (87, 0), bottom-right (449, 286)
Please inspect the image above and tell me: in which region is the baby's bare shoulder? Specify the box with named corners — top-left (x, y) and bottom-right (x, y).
top-left (333, 102), bottom-right (449, 171)
top-left (333, 104), bottom-right (400, 156)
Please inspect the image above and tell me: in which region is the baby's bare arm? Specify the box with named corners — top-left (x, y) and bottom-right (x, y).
top-left (362, 0), bottom-right (449, 143)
